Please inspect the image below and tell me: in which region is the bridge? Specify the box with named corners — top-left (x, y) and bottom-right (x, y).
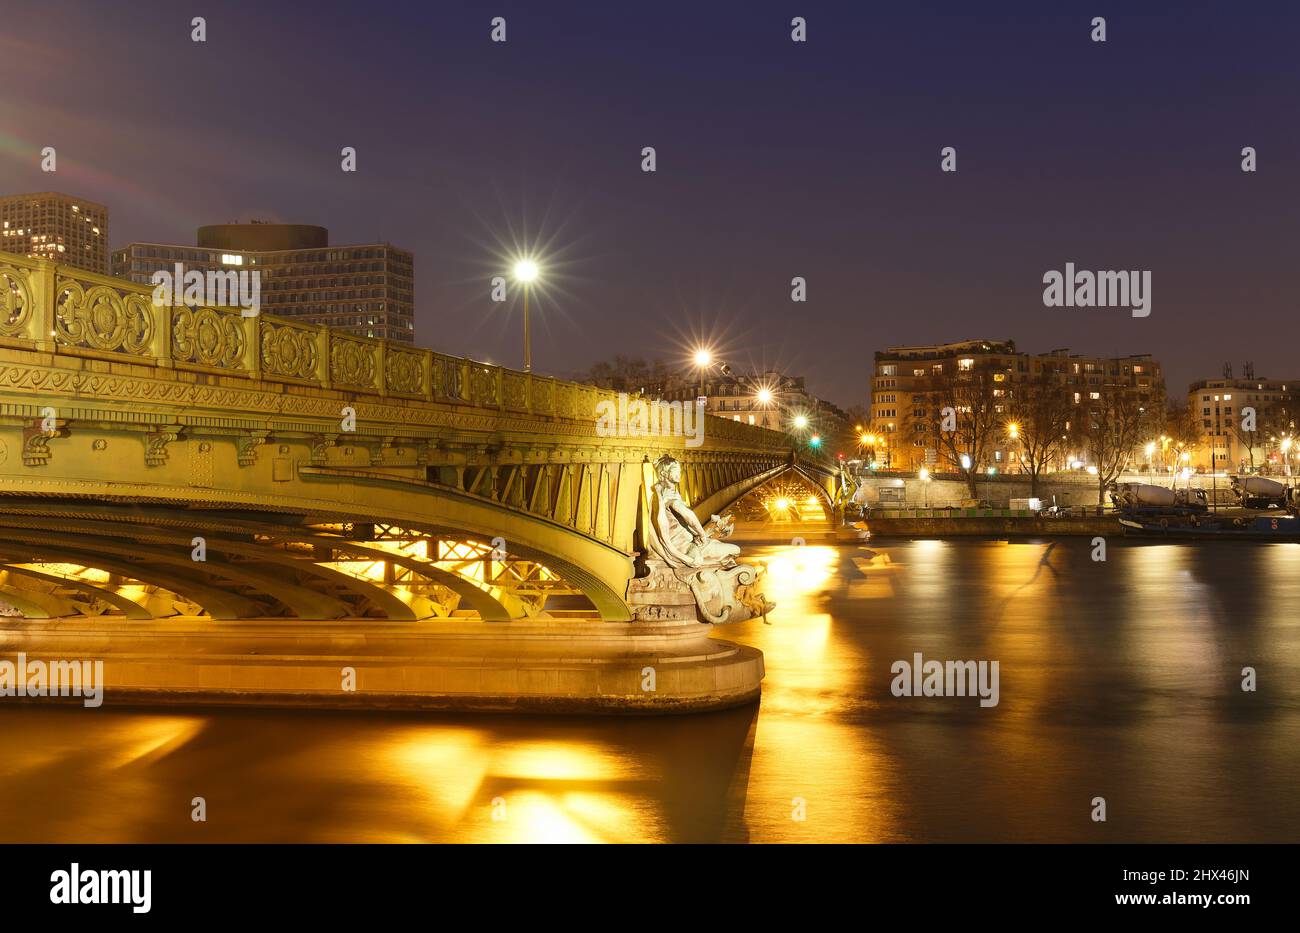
top-left (0, 252), bottom-right (840, 712)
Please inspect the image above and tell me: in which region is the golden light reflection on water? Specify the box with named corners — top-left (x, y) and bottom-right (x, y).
top-left (2, 539), bottom-right (1300, 842)
top-left (763, 544), bottom-right (837, 592)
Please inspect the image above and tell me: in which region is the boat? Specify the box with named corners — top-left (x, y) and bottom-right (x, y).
top-left (1118, 511), bottom-right (1300, 541)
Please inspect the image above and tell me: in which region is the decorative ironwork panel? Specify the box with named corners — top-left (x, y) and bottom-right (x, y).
top-left (171, 305), bottom-right (245, 368)
top-left (531, 378), bottom-right (554, 415)
top-left (470, 365), bottom-right (498, 406)
top-left (55, 278), bottom-right (155, 355)
top-left (503, 372), bottom-right (528, 411)
top-left (330, 336), bottom-right (377, 388)
top-left (0, 263), bottom-right (33, 338)
top-left (385, 348), bottom-right (425, 395)
top-left (260, 320), bottom-right (320, 380)
top-left (432, 354), bottom-right (465, 401)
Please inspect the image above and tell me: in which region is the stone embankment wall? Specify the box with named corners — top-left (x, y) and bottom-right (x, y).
top-left (853, 471), bottom-right (1272, 510)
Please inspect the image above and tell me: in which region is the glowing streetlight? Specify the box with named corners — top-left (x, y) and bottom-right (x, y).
top-left (1007, 423), bottom-right (1019, 439)
top-left (755, 387), bottom-right (773, 405)
top-left (512, 258), bottom-right (540, 372)
top-left (960, 453), bottom-right (972, 471)
top-left (793, 414), bottom-right (809, 430)
top-left (513, 259), bottom-right (539, 283)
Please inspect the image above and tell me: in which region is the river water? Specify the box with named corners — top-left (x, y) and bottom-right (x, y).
top-left (1, 538), bottom-right (1297, 843)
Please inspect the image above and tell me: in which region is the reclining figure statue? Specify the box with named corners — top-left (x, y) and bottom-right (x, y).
top-left (632, 454), bottom-right (774, 624)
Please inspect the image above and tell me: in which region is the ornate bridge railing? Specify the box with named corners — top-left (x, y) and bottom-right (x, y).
top-left (0, 251), bottom-right (764, 446)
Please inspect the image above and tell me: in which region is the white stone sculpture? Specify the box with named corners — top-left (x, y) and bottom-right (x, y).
top-left (628, 455), bottom-right (774, 624)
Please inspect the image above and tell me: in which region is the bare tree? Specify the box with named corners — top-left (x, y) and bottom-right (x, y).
top-left (1259, 399), bottom-right (1297, 473)
top-left (1006, 373), bottom-right (1071, 497)
top-left (1228, 402), bottom-right (1265, 471)
top-left (839, 403), bottom-right (871, 458)
top-left (1162, 401), bottom-right (1201, 469)
top-left (1078, 390), bottom-right (1150, 506)
top-left (929, 361), bottom-right (1003, 498)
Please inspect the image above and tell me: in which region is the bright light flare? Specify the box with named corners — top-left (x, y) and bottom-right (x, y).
top-left (693, 348), bottom-right (713, 368)
top-left (513, 259), bottom-right (539, 283)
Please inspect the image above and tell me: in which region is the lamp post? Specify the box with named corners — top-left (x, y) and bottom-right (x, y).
top-left (513, 259), bottom-right (540, 372)
top-left (754, 386), bottom-right (774, 429)
top-left (692, 348), bottom-right (713, 403)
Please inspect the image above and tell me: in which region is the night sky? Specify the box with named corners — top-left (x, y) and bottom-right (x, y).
top-left (3, 0), bottom-right (1297, 406)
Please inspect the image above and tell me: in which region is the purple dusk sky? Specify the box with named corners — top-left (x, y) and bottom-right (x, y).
top-left (3, 0), bottom-right (1298, 406)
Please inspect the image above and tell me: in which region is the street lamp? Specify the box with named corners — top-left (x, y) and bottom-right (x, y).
top-left (793, 414), bottom-right (809, 430)
top-left (919, 466), bottom-right (931, 507)
top-left (691, 347), bottom-right (714, 402)
top-left (513, 258), bottom-right (540, 372)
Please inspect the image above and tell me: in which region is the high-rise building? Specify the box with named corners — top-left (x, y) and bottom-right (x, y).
top-left (870, 339), bottom-right (1165, 471)
top-left (1187, 376), bottom-right (1296, 473)
top-left (0, 191), bottom-right (109, 274)
top-left (112, 222), bottom-right (415, 342)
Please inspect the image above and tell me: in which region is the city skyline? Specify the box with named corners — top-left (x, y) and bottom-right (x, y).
top-left (4, 1), bottom-right (1298, 407)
